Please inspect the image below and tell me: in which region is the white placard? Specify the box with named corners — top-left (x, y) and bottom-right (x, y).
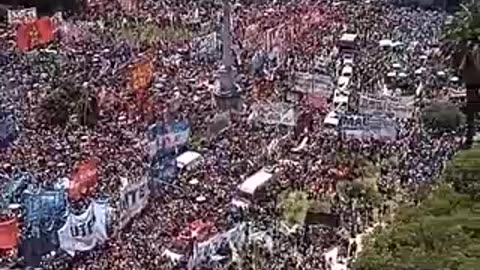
top-left (7, 7), bottom-right (37, 25)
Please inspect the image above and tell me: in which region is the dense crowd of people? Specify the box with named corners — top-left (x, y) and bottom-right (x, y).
top-left (0, 0), bottom-right (465, 269)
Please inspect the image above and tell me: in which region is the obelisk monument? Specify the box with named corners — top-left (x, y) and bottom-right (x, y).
top-left (213, 0), bottom-right (241, 111)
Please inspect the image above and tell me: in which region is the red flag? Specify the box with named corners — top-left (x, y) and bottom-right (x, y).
top-left (0, 218), bottom-right (18, 250)
top-left (16, 22), bottom-right (35, 51)
top-left (35, 17), bottom-right (54, 45)
top-left (16, 17), bottom-right (54, 51)
top-left (69, 159), bottom-right (98, 200)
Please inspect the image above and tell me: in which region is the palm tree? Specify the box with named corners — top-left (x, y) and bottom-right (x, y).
top-left (444, 0), bottom-right (480, 148)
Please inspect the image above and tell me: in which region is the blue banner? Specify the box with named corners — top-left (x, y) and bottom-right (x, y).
top-left (23, 189), bottom-right (67, 232)
top-left (150, 153), bottom-right (179, 185)
top-left (0, 111), bottom-right (18, 148)
top-left (338, 113), bottom-right (398, 140)
top-left (147, 120), bottom-right (190, 157)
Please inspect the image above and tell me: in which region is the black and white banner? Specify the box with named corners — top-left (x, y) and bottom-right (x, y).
top-left (293, 72), bottom-right (334, 98)
top-left (119, 177), bottom-right (150, 229)
top-left (339, 113), bottom-right (398, 141)
top-left (57, 200), bottom-right (108, 256)
top-left (7, 7), bottom-right (37, 25)
top-left (358, 95), bottom-right (387, 114)
top-left (192, 32), bottom-right (220, 56)
top-left (188, 223), bottom-right (248, 268)
top-left (251, 102), bottom-right (296, 126)
top-left (358, 94), bottom-right (415, 119)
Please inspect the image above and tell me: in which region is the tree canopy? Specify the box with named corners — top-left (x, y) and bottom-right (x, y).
top-left (353, 185), bottom-right (480, 270)
top-left (444, 145), bottom-right (480, 199)
top-left (353, 146), bottom-right (480, 270)
top-left (278, 190), bottom-right (311, 226)
top-left (422, 101), bottom-right (465, 132)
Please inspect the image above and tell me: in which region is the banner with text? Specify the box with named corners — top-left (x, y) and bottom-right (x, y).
top-left (57, 200), bottom-right (108, 256)
top-left (118, 176), bottom-right (150, 229)
top-left (252, 103), bottom-right (296, 126)
top-left (339, 113), bottom-right (398, 141)
top-left (8, 7), bottom-right (37, 25)
top-left (150, 153), bottom-right (179, 185)
top-left (16, 18), bottom-right (55, 52)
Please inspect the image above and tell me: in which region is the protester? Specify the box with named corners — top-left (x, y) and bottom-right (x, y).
top-left (0, 0), bottom-right (462, 269)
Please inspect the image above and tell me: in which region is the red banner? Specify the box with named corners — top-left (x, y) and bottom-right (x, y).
top-left (0, 218), bottom-right (18, 250)
top-left (69, 159), bottom-right (98, 200)
top-left (16, 17), bottom-right (54, 51)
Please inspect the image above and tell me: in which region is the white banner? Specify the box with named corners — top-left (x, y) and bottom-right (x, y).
top-left (117, 0), bottom-right (136, 12)
top-left (340, 113), bottom-right (398, 141)
top-left (192, 32), bottom-right (219, 55)
top-left (57, 200), bottom-right (108, 256)
top-left (118, 177), bottom-right (150, 229)
top-left (293, 72), bottom-right (334, 98)
top-left (252, 103), bottom-right (296, 126)
top-left (7, 7), bottom-right (37, 25)
top-left (358, 95), bottom-right (387, 114)
top-left (188, 222), bottom-right (248, 267)
top-left (388, 102), bottom-right (413, 119)
top-left (359, 95), bottom-right (415, 119)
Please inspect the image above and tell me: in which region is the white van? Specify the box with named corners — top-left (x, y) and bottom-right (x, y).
top-left (324, 111), bottom-right (340, 127)
top-left (231, 169), bottom-right (274, 208)
top-left (341, 66), bottom-right (353, 78)
top-left (333, 90), bottom-right (350, 112)
top-left (338, 33), bottom-right (358, 52)
top-left (337, 76), bottom-right (350, 92)
top-left (176, 151), bottom-right (203, 170)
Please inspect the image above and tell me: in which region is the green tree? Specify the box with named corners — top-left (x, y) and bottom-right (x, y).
top-left (444, 0), bottom-right (480, 148)
top-left (444, 145), bottom-right (480, 199)
top-left (353, 185), bottom-right (480, 270)
top-left (278, 190), bottom-right (311, 226)
top-left (38, 83), bottom-right (98, 127)
top-left (422, 101), bottom-right (465, 132)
